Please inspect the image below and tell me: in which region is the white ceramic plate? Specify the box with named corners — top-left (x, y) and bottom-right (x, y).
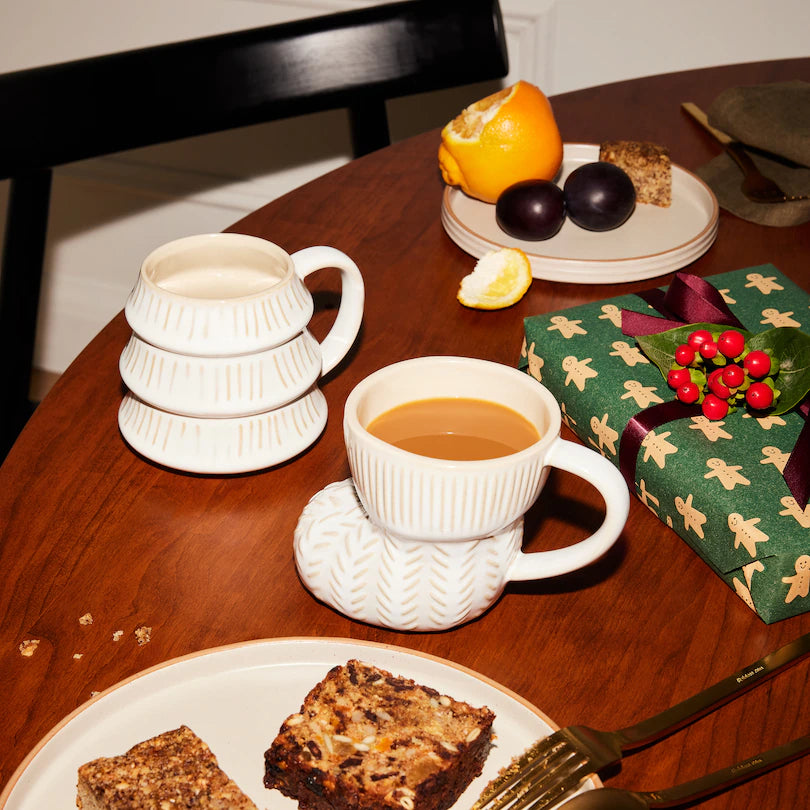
top-left (441, 143), bottom-right (719, 284)
top-left (0, 638), bottom-right (599, 810)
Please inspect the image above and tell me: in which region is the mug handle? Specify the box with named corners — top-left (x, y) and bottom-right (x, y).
top-left (290, 246), bottom-right (365, 374)
top-left (507, 438), bottom-right (629, 580)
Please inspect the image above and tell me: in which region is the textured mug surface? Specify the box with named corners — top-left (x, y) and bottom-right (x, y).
top-left (343, 356), bottom-right (629, 551)
top-left (118, 385), bottom-right (328, 474)
top-left (124, 233), bottom-right (364, 358)
top-left (119, 329), bottom-right (323, 417)
top-left (295, 479), bottom-right (524, 631)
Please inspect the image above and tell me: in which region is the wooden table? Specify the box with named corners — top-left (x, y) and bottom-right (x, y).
top-left (2, 59), bottom-right (809, 808)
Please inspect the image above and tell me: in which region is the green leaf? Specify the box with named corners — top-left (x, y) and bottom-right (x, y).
top-left (749, 327), bottom-right (810, 414)
top-left (636, 324), bottom-right (753, 377)
top-left (635, 323), bottom-right (810, 417)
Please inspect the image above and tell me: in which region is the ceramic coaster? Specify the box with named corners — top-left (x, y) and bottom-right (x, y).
top-left (294, 479), bottom-right (523, 632)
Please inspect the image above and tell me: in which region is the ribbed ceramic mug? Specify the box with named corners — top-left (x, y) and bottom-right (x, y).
top-left (124, 233), bottom-right (364, 359)
top-left (120, 328), bottom-right (329, 417)
top-left (343, 356), bottom-right (629, 564)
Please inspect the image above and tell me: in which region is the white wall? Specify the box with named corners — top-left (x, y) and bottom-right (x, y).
top-left (2, 0), bottom-right (808, 373)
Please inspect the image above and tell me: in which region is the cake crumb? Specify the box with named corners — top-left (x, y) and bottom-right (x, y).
top-left (18, 639), bottom-right (40, 657)
top-left (90, 690), bottom-right (100, 697)
top-left (79, 612), bottom-right (94, 626)
top-left (135, 625), bottom-right (152, 646)
top-left (112, 630), bottom-right (124, 641)
top-left (73, 653), bottom-right (84, 660)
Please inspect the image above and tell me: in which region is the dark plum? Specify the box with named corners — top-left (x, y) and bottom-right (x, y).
top-left (496, 179), bottom-right (566, 241)
top-left (563, 162), bottom-right (636, 231)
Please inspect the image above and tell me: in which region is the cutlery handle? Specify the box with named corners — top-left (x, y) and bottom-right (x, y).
top-left (642, 733), bottom-right (810, 807)
top-left (681, 101), bottom-right (732, 144)
top-left (616, 633), bottom-right (810, 748)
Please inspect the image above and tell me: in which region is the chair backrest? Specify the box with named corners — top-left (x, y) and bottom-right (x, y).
top-left (0, 0), bottom-right (508, 459)
top-left (0, 0), bottom-right (507, 173)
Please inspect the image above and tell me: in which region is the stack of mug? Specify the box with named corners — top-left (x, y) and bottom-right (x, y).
top-left (118, 233), bottom-right (364, 474)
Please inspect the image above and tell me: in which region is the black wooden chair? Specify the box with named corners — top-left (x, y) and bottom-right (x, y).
top-left (0, 0), bottom-right (508, 460)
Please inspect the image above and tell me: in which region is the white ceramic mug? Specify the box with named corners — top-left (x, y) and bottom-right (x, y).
top-left (124, 233), bottom-right (364, 359)
top-left (343, 356), bottom-right (629, 551)
top-left (118, 385), bottom-right (328, 475)
top-left (120, 328), bottom-right (325, 417)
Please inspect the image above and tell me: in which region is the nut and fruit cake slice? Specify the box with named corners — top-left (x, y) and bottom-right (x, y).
top-left (599, 140), bottom-right (672, 206)
top-left (264, 659), bottom-right (495, 810)
top-left (77, 724), bottom-right (257, 809)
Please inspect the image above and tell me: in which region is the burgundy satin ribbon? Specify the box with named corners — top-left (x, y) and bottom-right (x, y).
top-left (784, 400), bottom-right (810, 507)
top-left (622, 271), bottom-right (747, 337)
top-left (619, 271), bottom-right (809, 507)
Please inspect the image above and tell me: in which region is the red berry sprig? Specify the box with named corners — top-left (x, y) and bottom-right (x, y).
top-left (666, 328), bottom-right (779, 420)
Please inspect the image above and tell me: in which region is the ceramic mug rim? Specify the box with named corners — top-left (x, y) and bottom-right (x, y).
top-left (138, 232), bottom-right (295, 303)
top-left (343, 355), bottom-right (562, 468)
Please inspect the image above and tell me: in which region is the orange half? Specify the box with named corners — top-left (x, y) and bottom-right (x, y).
top-left (439, 81), bottom-right (564, 204)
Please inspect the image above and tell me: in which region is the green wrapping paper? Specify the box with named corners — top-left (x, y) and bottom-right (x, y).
top-left (519, 264), bottom-right (810, 623)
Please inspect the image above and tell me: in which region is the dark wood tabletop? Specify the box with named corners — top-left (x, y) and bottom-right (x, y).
top-left (2, 59), bottom-right (809, 809)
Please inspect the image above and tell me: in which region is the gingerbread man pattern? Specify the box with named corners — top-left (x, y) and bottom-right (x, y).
top-left (689, 416), bottom-right (733, 442)
top-left (562, 356), bottom-right (598, 391)
top-left (779, 496), bottom-right (810, 528)
top-left (638, 479), bottom-right (660, 513)
top-left (741, 412), bottom-right (787, 430)
top-left (760, 445), bottom-right (790, 474)
top-left (760, 307), bottom-right (801, 328)
top-left (609, 340), bottom-right (649, 366)
top-left (561, 403), bottom-right (577, 430)
top-left (548, 315), bottom-right (587, 338)
top-left (728, 512), bottom-right (769, 557)
top-left (745, 272), bottom-right (784, 294)
top-left (704, 458), bottom-right (751, 490)
top-left (782, 555), bottom-right (810, 603)
top-left (589, 413), bottom-right (618, 456)
top-left (675, 494), bottom-right (707, 539)
top-left (525, 341), bottom-right (544, 382)
top-left (733, 560), bottom-right (765, 613)
top-left (598, 304), bottom-right (623, 328)
top-left (621, 380), bottom-right (664, 408)
top-left (641, 429), bottom-right (678, 469)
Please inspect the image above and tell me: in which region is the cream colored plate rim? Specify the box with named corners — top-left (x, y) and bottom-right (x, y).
top-left (0, 637), bottom-right (600, 809)
top-left (441, 143), bottom-right (719, 284)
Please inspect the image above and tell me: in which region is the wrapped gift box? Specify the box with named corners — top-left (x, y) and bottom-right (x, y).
top-left (520, 264), bottom-right (810, 623)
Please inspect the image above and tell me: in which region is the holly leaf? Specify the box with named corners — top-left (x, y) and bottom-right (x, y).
top-left (635, 324), bottom-right (753, 377)
top-left (748, 327), bottom-right (810, 414)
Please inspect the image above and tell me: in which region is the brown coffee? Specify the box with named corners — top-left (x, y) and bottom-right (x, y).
top-left (366, 397), bottom-right (540, 460)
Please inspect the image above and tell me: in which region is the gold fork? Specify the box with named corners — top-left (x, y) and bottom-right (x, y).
top-left (682, 101), bottom-right (810, 204)
top-left (472, 633), bottom-right (810, 810)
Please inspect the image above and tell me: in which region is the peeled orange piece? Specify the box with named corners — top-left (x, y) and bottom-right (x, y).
top-left (458, 248), bottom-right (532, 310)
top-left (439, 81), bottom-right (563, 204)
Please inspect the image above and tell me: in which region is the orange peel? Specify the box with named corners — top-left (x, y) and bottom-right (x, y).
top-left (457, 248), bottom-right (532, 310)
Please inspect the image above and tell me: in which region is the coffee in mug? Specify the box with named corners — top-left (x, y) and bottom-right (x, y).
top-left (366, 397), bottom-right (540, 460)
